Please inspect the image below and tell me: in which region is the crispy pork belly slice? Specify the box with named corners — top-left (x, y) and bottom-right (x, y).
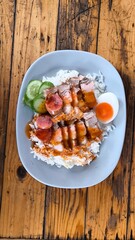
top-left (75, 121), bottom-right (87, 137)
top-left (68, 124), bottom-right (76, 140)
top-left (68, 75), bottom-right (84, 86)
top-left (51, 128), bottom-right (62, 144)
top-left (71, 87), bottom-right (79, 106)
top-left (78, 99), bottom-right (89, 112)
top-left (59, 89), bottom-right (72, 104)
top-left (83, 91), bottom-right (97, 108)
top-left (44, 87), bottom-right (58, 97)
top-left (63, 103), bottom-right (73, 114)
top-left (78, 136), bottom-right (88, 145)
top-left (52, 112), bottom-right (65, 123)
top-left (61, 126), bottom-right (69, 148)
top-left (83, 111), bottom-right (102, 140)
top-left (80, 79), bottom-right (94, 93)
top-left (74, 106), bottom-right (83, 120)
top-left (61, 126), bottom-right (68, 140)
top-left (87, 126), bottom-right (102, 140)
top-left (51, 107), bottom-right (82, 124)
top-left (70, 139), bottom-right (77, 149)
top-left (53, 143), bottom-right (64, 152)
top-left (83, 111), bottom-right (97, 127)
top-left (58, 84), bottom-right (72, 104)
top-left (53, 123), bottom-right (59, 130)
top-left (58, 84), bottom-right (70, 92)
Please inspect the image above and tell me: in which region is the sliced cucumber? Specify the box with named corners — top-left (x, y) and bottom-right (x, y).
top-left (32, 95), bottom-right (46, 113)
top-left (38, 81), bottom-right (54, 94)
top-left (23, 93), bottom-right (33, 108)
top-left (26, 80), bottom-right (42, 100)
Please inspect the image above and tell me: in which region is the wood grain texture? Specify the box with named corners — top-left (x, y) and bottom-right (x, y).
top-left (0, 0), bottom-right (135, 239)
top-left (57, 0), bottom-right (100, 52)
top-left (85, 0), bottom-right (135, 239)
top-left (0, 0), bottom-right (58, 238)
top-left (44, 1), bottom-right (100, 239)
top-left (0, 0), bottom-right (14, 210)
top-left (44, 188), bottom-right (87, 239)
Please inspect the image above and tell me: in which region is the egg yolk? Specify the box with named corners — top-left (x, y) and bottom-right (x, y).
top-left (95, 102), bottom-right (114, 122)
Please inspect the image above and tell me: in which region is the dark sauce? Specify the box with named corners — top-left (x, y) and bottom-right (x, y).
top-left (25, 121), bottom-right (31, 139)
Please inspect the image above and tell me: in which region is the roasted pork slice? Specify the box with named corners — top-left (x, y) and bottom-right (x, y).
top-left (78, 99), bottom-right (89, 112)
top-left (75, 120), bottom-right (87, 137)
top-left (83, 91), bottom-right (97, 108)
top-left (74, 107), bottom-right (83, 120)
top-left (87, 126), bottom-right (102, 140)
top-left (53, 123), bottom-right (59, 130)
top-left (61, 126), bottom-right (68, 140)
top-left (53, 143), bottom-right (64, 152)
top-left (83, 111), bottom-right (97, 126)
top-left (71, 87), bottom-right (79, 106)
top-left (51, 107), bottom-right (82, 124)
top-left (59, 89), bottom-right (72, 104)
top-left (63, 103), bottom-right (73, 114)
top-left (52, 112), bottom-right (65, 123)
top-left (58, 84), bottom-right (70, 92)
top-left (68, 124), bottom-right (77, 140)
top-left (69, 139), bottom-right (77, 149)
top-left (44, 86), bottom-right (58, 97)
top-left (45, 93), bottom-right (63, 115)
top-left (78, 136), bottom-right (88, 145)
top-left (61, 126), bottom-right (69, 148)
top-left (80, 79), bottom-right (94, 93)
top-left (83, 111), bottom-right (102, 140)
top-left (67, 75), bottom-right (84, 86)
top-left (51, 128), bottom-right (62, 144)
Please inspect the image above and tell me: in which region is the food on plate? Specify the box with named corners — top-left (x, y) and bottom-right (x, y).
top-left (23, 70), bottom-right (119, 169)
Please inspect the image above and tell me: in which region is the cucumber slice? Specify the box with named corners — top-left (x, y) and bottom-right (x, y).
top-left (32, 95), bottom-right (46, 113)
top-left (38, 81), bottom-right (54, 94)
top-left (23, 93), bottom-right (33, 108)
top-left (26, 80), bottom-right (42, 100)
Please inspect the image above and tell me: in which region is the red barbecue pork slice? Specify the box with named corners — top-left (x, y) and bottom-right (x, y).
top-left (45, 93), bottom-right (63, 116)
top-left (35, 128), bottom-right (52, 143)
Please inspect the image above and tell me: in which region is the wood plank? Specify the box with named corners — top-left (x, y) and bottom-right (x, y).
top-left (127, 99), bottom-right (135, 239)
top-left (0, 0), bottom-right (14, 210)
top-left (85, 0), bottom-right (135, 239)
top-left (44, 0), bottom-right (100, 239)
top-left (0, 0), bottom-right (58, 238)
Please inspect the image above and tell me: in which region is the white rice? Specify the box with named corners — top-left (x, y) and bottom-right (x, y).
top-left (30, 70), bottom-right (114, 169)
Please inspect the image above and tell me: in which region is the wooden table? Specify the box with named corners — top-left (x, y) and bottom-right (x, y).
top-left (0, 0), bottom-right (135, 239)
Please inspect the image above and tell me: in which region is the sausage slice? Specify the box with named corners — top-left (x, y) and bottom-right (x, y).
top-left (45, 93), bottom-right (63, 115)
top-left (36, 115), bottom-right (52, 129)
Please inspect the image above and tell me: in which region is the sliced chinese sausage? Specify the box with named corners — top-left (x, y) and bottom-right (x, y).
top-left (35, 128), bottom-right (52, 143)
top-left (36, 115), bottom-right (52, 129)
top-left (45, 93), bottom-right (63, 115)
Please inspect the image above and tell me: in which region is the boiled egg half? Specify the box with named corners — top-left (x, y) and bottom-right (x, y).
top-left (95, 92), bottom-right (119, 124)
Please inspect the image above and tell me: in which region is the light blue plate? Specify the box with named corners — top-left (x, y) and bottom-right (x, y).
top-left (16, 50), bottom-right (126, 188)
